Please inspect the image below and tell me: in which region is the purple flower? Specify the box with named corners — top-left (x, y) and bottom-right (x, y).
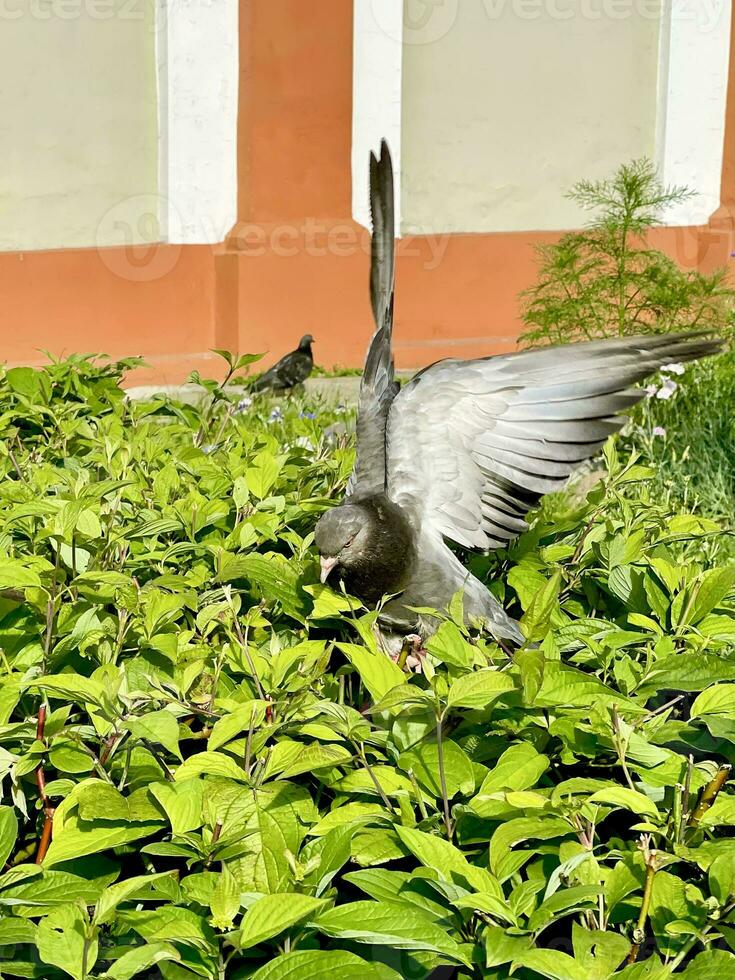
top-left (652, 426), bottom-right (667, 438)
top-left (299, 411), bottom-right (317, 420)
top-left (237, 396), bottom-right (253, 413)
top-left (201, 444), bottom-right (216, 455)
top-left (268, 407), bottom-right (283, 423)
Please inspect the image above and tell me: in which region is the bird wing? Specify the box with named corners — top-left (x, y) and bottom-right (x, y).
top-left (346, 140), bottom-right (399, 498)
top-left (385, 332), bottom-right (722, 550)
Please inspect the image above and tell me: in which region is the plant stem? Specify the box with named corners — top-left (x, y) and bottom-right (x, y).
top-left (628, 843), bottom-right (657, 964)
top-left (34, 703), bottom-right (55, 864)
top-left (680, 754), bottom-right (694, 841)
top-left (229, 605), bottom-right (265, 702)
top-left (407, 768), bottom-right (429, 821)
top-left (612, 706), bottom-right (637, 793)
top-left (245, 706), bottom-right (257, 776)
top-left (436, 712), bottom-right (453, 840)
top-left (688, 765), bottom-right (731, 829)
top-left (356, 743), bottom-right (394, 815)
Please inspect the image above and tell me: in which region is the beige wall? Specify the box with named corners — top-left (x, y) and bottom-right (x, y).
top-left (401, 0), bottom-right (662, 234)
top-left (0, 0), bottom-right (158, 251)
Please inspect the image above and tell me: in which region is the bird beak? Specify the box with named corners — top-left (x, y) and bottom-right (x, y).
top-left (320, 556), bottom-right (338, 584)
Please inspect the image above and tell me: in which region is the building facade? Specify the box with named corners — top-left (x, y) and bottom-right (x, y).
top-left (1, 0), bottom-right (733, 383)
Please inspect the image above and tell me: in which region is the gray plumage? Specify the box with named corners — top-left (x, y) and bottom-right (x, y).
top-left (314, 142), bottom-right (723, 648)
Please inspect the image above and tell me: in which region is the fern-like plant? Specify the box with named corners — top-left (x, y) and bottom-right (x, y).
top-left (520, 159), bottom-right (732, 346)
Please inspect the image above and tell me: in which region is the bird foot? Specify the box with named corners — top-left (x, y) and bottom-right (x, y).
top-left (393, 633), bottom-right (427, 673)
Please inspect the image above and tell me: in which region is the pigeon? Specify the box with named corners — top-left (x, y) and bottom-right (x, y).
top-left (250, 334), bottom-right (315, 393)
top-left (314, 140), bottom-right (722, 651)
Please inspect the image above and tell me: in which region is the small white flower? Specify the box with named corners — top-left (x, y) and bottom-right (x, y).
top-left (268, 407), bottom-right (283, 423)
top-left (652, 426), bottom-right (667, 438)
top-left (645, 384), bottom-right (658, 398)
top-left (660, 362), bottom-right (685, 376)
top-left (656, 378), bottom-right (678, 400)
top-left (237, 396), bottom-right (253, 413)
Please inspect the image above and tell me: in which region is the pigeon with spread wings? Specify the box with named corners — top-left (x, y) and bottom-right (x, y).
top-left (314, 141), bottom-right (722, 650)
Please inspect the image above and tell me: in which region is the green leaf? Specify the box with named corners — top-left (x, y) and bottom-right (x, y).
top-left (0, 918), bottom-right (37, 945)
top-left (150, 780), bottom-right (204, 835)
top-left (699, 794), bottom-right (735, 828)
top-left (95, 872), bottom-right (177, 925)
top-left (250, 950), bottom-right (402, 980)
top-left (534, 661), bottom-right (631, 708)
top-left (217, 552), bottom-right (307, 623)
top-left (425, 621), bottom-right (474, 667)
top-left (394, 826), bottom-right (502, 896)
top-left (37, 904), bottom-right (98, 980)
top-left (398, 739), bottom-right (475, 799)
top-left (587, 786), bottom-right (661, 820)
top-left (0, 558), bottom-right (41, 591)
top-left (446, 669), bottom-right (516, 710)
top-left (312, 900), bottom-right (471, 965)
top-left (490, 816), bottom-right (572, 881)
top-left (526, 885), bottom-right (602, 932)
top-left (76, 784), bottom-right (164, 824)
top-left (337, 643), bottom-right (406, 701)
top-left (0, 806), bottom-right (18, 869)
top-left (691, 684), bottom-right (735, 719)
top-left (682, 950), bottom-right (735, 978)
top-left (44, 809), bottom-right (162, 868)
top-left (210, 862), bottom-right (241, 931)
top-left (516, 647), bottom-right (545, 704)
top-left (125, 709), bottom-right (182, 760)
top-left (512, 948), bottom-right (589, 980)
top-left (520, 570), bottom-right (563, 641)
top-left (239, 893), bottom-right (327, 948)
top-left (104, 942), bottom-right (181, 980)
top-left (709, 853), bottom-right (735, 905)
top-left (276, 743), bottom-right (353, 780)
top-left (174, 751), bottom-right (248, 783)
top-left (691, 566), bottom-right (735, 624)
top-left (246, 451), bottom-right (282, 500)
top-left (207, 701), bottom-right (268, 751)
top-left (471, 743), bottom-right (550, 817)
top-left (31, 674), bottom-right (108, 710)
top-left (641, 653), bottom-right (735, 694)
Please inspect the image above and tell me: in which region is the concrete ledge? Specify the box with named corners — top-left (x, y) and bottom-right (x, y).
top-left (124, 375), bottom-right (372, 406)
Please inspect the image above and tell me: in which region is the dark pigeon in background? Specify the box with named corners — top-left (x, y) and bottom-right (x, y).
top-left (250, 334), bottom-right (314, 393)
top-left (314, 140), bottom-right (722, 654)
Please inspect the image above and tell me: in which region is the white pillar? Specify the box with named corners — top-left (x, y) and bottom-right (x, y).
top-left (657, 0), bottom-right (731, 226)
top-left (352, 0), bottom-right (404, 233)
top-left (156, 0), bottom-right (239, 244)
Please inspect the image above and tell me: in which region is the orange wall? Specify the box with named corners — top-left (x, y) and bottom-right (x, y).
top-left (2, 0), bottom-right (733, 384)
top-left (0, 245), bottom-right (218, 385)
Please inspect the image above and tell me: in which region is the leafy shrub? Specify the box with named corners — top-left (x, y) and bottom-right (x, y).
top-left (520, 159), bottom-right (732, 347)
top-left (0, 356), bottom-right (735, 979)
top-left (625, 353), bottom-right (735, 531)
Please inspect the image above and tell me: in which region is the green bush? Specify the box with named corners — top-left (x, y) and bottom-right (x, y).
top-left (1, 356), bottom-right (734, 979)
top-left (520, 159), bottom-right (732, 347)
top-left (624, 353), bottom-right (735, 531)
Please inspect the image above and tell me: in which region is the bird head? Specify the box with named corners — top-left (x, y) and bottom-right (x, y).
top-left (314, 503), bottom-right (371, 583)
top-left (299, 334), bottom-right (315, 351)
